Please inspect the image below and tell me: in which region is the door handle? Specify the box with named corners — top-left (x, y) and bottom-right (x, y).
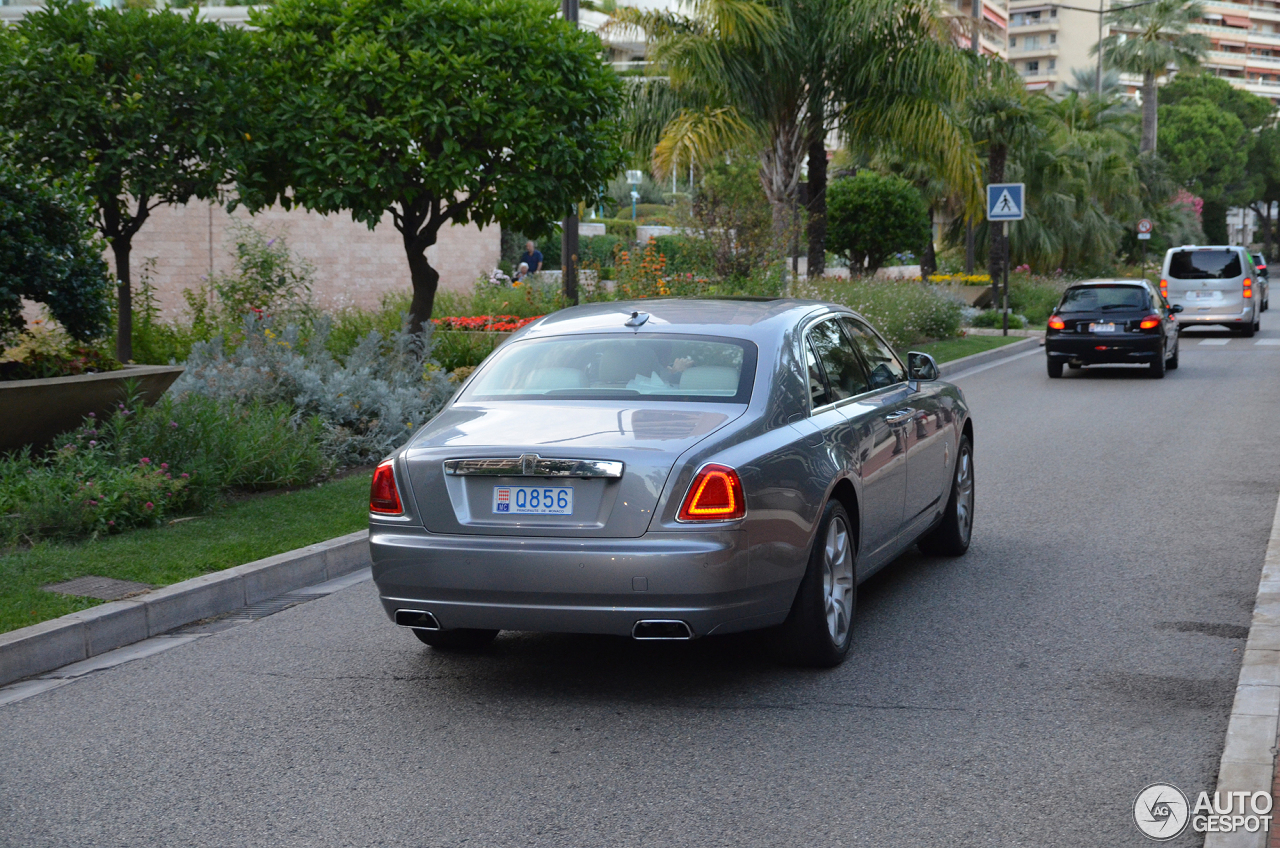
top-left (884, 408), bottom-right (916, 425)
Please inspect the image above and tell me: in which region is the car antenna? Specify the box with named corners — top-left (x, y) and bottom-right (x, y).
top-left (625, 311), bottom-right (649, 328)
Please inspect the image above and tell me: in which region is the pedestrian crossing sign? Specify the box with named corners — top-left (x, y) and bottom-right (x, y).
top-left (987, 183), bottom-right (1025, 221)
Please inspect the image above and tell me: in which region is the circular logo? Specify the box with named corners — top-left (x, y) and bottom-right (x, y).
top-left (1138, 218), bottom-right (1154, 234)
top-left (1133, 783), bottom-right (1189, 840)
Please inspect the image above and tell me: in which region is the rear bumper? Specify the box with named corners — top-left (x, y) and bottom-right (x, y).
top-left (1171, 306), bottom-right (1254, 325)
top-left (1045, 335), bottom-right (1162, 363)
top-left (369, 525), bottom-right (790, 637)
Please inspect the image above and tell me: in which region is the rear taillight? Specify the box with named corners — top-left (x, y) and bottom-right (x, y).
top-left (1138, 315), bottom-right (1160, 330)
top-left (677, 464), bottom-right (745, 521)
top-left (1244, 277), bottom-right (1253, 299)
top-left (1160, 279), bottom-right (1168, 298)
top-left (370, 458), bottom-right (403, 514)
top-left (1048, 315), bottom-right (1065, 330)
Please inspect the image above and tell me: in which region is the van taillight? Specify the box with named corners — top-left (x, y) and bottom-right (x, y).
top-left (1160, 279), bottom-right (1168, 298)
top-left (1244, 277), bottom-right (1253, 299)
top-left (678, 464), bottom-right (745, 521)
top-left (370, 458), bottom-right (403, 514)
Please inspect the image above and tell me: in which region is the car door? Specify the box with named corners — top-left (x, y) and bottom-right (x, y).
top-left (807, 317), bottom-right (907, 571)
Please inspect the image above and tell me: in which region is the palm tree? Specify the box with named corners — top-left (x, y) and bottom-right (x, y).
top-left (965, 57), bottom-right (1038, 283)
top-left (611, 0), bottom-right (980, 276)
top-left (1094, 0), bottom-right (1208, 154)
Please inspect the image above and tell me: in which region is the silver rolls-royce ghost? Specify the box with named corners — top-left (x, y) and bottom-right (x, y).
top-left (369, 298), bottom-right (974, 667)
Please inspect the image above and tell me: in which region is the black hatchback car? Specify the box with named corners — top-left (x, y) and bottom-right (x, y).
top-left (1045, 280), bottom-right (1183, 378)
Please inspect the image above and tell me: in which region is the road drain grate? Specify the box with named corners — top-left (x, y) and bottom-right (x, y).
top-left (43, 576), bottom-right (156, 601)
top-left (178, 591), bottom-right (326, 634)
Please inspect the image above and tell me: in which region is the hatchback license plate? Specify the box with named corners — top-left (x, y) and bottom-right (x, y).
top-left (493, 486), bottom-right (573, 515)
top-left (1190, 290), bottom-right (1216, 299)
top-left (1089, 322), bottom-right (1117, 333)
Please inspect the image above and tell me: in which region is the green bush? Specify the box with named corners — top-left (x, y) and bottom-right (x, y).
top-left (0, 155), bottom-right (113, 345)
top-left (827, 172), bottom-right (931, 274)
top-left (579, 234), bottom-right (624, 267)
top-left (432, 330), bottom-right (503, 371)
top-left (1009, 274), bottom-right (1069, 326)
top-left (605, 219), bottom-right (637, 242)
top-left (970, 309), bottom-right (1026, 329)
top-left (0, 391), bottom-right (331, 546)
top-left (651, 235), bottom-right (705, 274)
top-left (803, 278), bottom-right (962, 348)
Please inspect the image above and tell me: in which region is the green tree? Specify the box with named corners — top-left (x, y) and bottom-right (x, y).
top-left (826, 171), bottom-right (930, 273)
top-left (0, 1), bottom-right (253, 361)
top-left (1095, 0), bottom-right (1208, 154)
top-left (0, 155), bottom-right (113, 344)
top-left (1247, 128), bottom-right (1280, 256)
top-left (1158, 97), bottom-right (1249, 242)
top-left (241, 0), bottom-right (624, 330)
top-left (613, 0), bottom-right (979, 276)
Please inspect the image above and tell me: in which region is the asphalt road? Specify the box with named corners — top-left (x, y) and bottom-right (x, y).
top-left (4, 325), bottom-right (1280, 847)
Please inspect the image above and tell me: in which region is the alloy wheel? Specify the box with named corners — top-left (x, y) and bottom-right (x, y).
top-left (822, 516), bottom-right (854, 644)
top-left (955, 446), bottom-right (974, 545)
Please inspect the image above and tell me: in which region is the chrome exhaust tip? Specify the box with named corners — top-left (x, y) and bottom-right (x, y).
top-left (632, 619), bottom-right (694, 640)
top-left (395, 609), bottom-right (441, 631)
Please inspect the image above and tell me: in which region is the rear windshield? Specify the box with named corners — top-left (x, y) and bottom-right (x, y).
top-left (1254, 254), bottom-right (1266, 266)
top-left (459, 334), bottom-right (757, 403)
top-left (1168, 250), bottom-right (1242, 279)
top-left (1058, 285), bottom-right (1150, 313)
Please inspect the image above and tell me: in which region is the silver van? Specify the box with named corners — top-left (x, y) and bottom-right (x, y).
top-left (1160, 245), bottom-right (1265, 336)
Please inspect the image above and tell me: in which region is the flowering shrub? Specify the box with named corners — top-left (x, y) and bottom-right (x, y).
top-left (0, 391), bottom-right (329, 546)
top-left (799, 277), bottom-right (963, 348)
top-left (432, 315), bottom-right (542, 332)
top-left (914, 273), bottom-right (993, 285)
top-left (173, 315), bottom-right (453, 464)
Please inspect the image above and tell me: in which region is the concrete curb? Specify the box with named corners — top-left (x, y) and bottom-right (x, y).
top-left (1204, 490), bottom-right (1280, 848)
top-left (0, 530), bottom-right (370, 688)
top-left (937, 336), bottom-right (1041, 379)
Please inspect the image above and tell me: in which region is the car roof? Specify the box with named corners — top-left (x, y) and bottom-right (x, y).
top-left (1170, 245), bottom-right (1246, 251)
top-left (519, 297), bottom-right (832, 341)
top-left (1067, 279), bottom-right (1152, 288)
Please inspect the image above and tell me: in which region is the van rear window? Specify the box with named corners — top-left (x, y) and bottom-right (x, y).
top-left (1168, 250), bottom-right (1242, 279)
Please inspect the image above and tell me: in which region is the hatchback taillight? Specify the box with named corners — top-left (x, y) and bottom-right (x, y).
top-left (1138, 315), bottom-right (1160, 330)
top-left (1244, 277), bottom-right (1253, 299)
top-left (678, 464), bottom-right (745, 521)
top-left (1160, 279), bottom-right (1168, 298)
top-left (1048, 315), bottom-right (1065, 330)
top-left (370, 458), bottom-right (403, 514)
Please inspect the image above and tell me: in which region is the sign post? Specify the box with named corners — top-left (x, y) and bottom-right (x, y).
top-left (1137, 218), bottom-right (1153, 283)
top-left (987, 183), bottom-right (1025, 336)
top-left (626, 170), bottom-right (643, 221)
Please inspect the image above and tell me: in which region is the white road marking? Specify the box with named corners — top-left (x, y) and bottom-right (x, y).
top-left (947, 347), bottom-right (1042, 381)
top-left (1199, 338), bottom-right (1231, 346)
top-left (1256, 339), bottom-right (1280, 346)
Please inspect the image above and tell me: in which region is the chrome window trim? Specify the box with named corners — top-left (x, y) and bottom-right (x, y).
top-left (443, 454), bottom-right (624, 479)
top-left (801, 311), bottom-right (905, 417)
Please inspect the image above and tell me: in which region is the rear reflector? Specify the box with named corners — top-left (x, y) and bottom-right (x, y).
top-left (1138, 315), bottom-right (1160, 329)
top-left (370, 458), bottom-right (403, 514)
top-left (1048, 315), bottom-right (1065, 330)
top-left (678, 464), bottom-right (745, 521)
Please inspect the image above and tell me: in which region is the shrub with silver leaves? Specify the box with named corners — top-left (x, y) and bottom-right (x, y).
top-left (172, 315), bottom-right (453, 464)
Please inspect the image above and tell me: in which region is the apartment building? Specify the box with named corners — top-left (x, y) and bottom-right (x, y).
top-left (1198, 0), bottom-right (1280, 105)
top-left (1006, 2), bottom-right (1092, 91)
top-left (948, 0), bottom-right (1011, 59)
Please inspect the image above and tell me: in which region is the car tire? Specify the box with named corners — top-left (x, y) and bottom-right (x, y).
top-left (775, 500), bottom-right (856, 668)
top-left (1167, 339), bottom-right (1179, 370)
top-left (412, 628), bottom-right (499, 649)
top-left (1047, 359), bottom-right (1064, 378)
top-left (918, 434), bottom-right (975, 558)
top-left (1242, 320), bottom-right (1257, 338)
top-left (1149, 349), bottom-right (1166, 378)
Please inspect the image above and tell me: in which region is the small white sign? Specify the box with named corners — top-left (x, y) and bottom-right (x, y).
top-left (1138, 232), bottom-right (1151, 240)
top-left (625, 170), bottom-right (644, 185)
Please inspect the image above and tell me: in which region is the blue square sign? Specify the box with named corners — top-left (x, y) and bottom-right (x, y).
top-left (987, 183), bottom-right (1025, 221)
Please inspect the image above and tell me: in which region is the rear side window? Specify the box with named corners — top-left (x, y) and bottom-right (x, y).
top-left (1058, 285), bottom-right (1150, 313)
top-left (1168, 250), bottom-right (1242, 279)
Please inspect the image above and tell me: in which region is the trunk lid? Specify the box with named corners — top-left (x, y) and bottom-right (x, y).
top-left (402, 402), bottom-right (743, 537)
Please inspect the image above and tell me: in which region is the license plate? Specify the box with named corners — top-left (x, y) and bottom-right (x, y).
top-left (1089, 323), bottom-right (1117, 333)
top-left (1190, 290), bottom-right (1216, 299)
top-left (493, 486), bottom-right (573, 515)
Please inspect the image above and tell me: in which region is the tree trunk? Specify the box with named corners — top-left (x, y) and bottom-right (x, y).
top-left (112, 237), bottom-right (132, 363)
top-left (759, 119), bottom-right (807, 257)
top-left (805, 136), bottom-right (827, 279)
top-left (1263, 203), bottom-right (1274, 258)
top-left (1140, 71), bottom-right (1158, 155)
top-left (406, 245), bottom-right (441, 336)
top-left (562, 211), bottom-right (579, 304)
top-left (987, 143), bottom-right (1008, 284)
top-left (921, 205), bottom-right (938, 278)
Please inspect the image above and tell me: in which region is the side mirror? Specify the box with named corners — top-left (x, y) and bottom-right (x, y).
top-left (907, 351), bottom-right (940, 383)
top-left (1170, 304), bottom-right (1184, 314)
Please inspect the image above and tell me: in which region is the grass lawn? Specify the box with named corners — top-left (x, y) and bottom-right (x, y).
top-left (0, 471), bottom-right (373, 635)
top-left (906, 334), bottom-right (1025, 364)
